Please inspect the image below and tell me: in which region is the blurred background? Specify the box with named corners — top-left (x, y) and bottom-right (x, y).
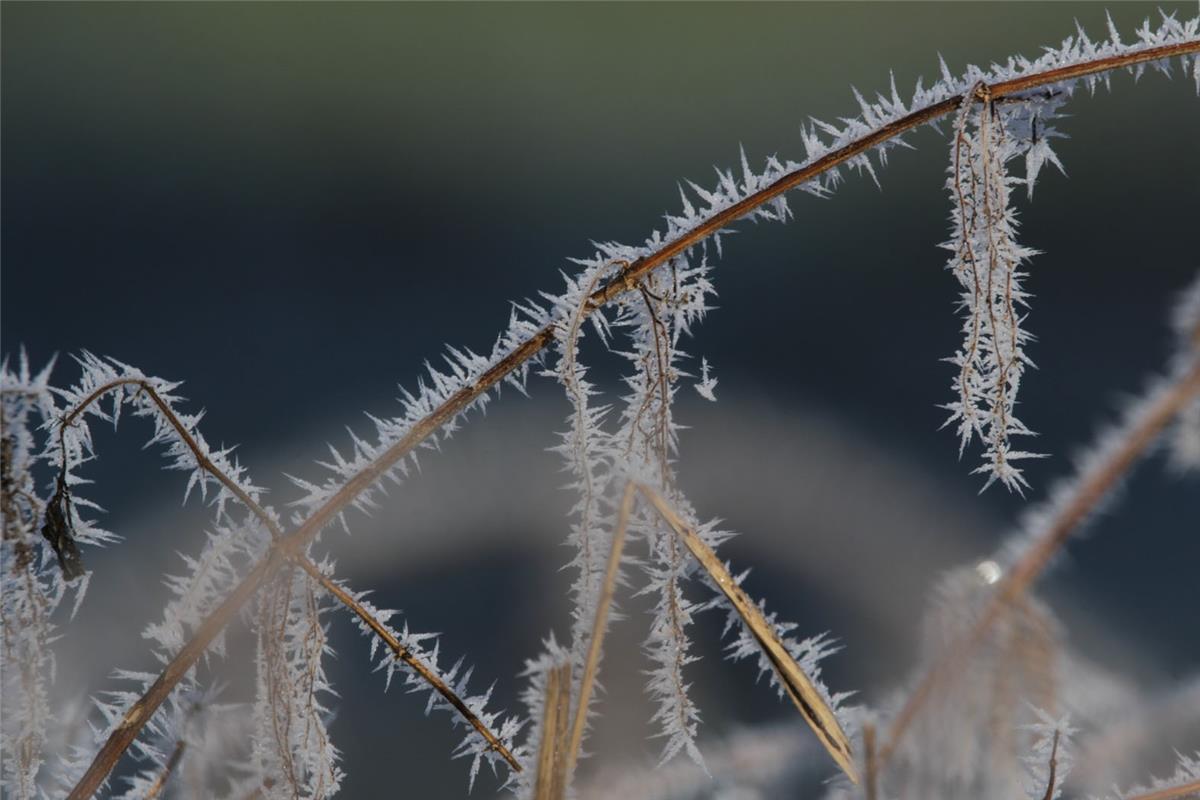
top-left (3, 2), bottom-right (1198, 796)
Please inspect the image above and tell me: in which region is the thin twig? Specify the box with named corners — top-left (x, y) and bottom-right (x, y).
top-left (565, 482), bottom-right (635, 783)
top-left (143, 739), bottom-right (186, 800)
top-left (637, 483), bottom-right (859, 784)
top-left (58, 378), bottom-right (281, 540)
top-left (878, 358), bottom-right (1200, 767)
top-left (67, 549), bottom-right (281, 800)
top-left (561, 262), bottom-right (619, 701)
top-left (548, 670), bottom-right (572, 800)
top-left (291, 555), bottom-right (523, 773)
top-left (1040, 729), bottom-right (1061, 800)
top-left (66, 41), bottom-right (1200, 798)
top-left (634, 286), bottom-right (696, 744)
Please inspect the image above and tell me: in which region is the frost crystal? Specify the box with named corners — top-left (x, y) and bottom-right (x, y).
top-left (511, 638), bottom-right (572, 799)
top-left (1, 353), bottom-right (62, 800)
top-left (310, 560), bottom-right (522, 791)
top-left (252, 563), bottom-right (342, 800)
top-left (942, 88), bottom-right (1043, 493)
top-left (694, 358), bottom-right (718, 402)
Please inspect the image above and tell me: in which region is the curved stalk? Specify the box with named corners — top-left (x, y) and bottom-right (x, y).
top-left (292, 555), bottom-right (522, 773)
top-left (58, 378), bottom-right (281, 540)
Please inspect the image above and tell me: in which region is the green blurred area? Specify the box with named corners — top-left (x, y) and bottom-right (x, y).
top-left (7, 2), bottom-right (1195, 208)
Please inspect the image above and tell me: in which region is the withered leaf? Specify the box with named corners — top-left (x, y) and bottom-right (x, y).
top-left (41, 475), bottom-right (85, 581)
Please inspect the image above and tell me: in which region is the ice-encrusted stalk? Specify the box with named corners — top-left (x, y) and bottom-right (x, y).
top-left (565, 482), bottom-right (636, 782)
top-left (638, 483), bottom-right (858, 783)
top-left (292, 555), bottom-right (522, 776)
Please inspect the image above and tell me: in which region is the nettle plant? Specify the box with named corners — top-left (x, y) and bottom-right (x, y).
top-left (2, 12), bottom-right (1199, 800)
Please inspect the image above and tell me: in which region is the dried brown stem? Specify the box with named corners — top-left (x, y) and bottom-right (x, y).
top-left (66, 40), bottom-right (1199, 798)
top-left (561, 263), bottom-right (620, 676)
top-left (952, 84), bottom-right (986, 440)
top-left (1127, 779), bottom-right (1200, 800)
top-left (292, 554), bottom-right (523, 774)
top-left (143, 739), bottom-right (185, 800)
top-left (632, 286), bottom-right (696, 745)
top-left (879, 358), bottom-right (1200, 767)
top-left (534, 662), bottom-right (573, 800)
top-left (58, 378), bottom-right (281, 540)
top-left (565, 482), bottom-right (635, 783)
top-left (1040, 729), bottom-right (1061, 800)
top-left (637, 483), bottom-right (859, 784)
top-left (863, 722), bottom-right (879, 800)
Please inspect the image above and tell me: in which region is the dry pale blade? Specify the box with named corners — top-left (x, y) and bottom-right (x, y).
top-left (534, 661), bottom-right (573, 800)
top-left (638, 483), bottom-right (860, 784)
top-left (566, 482), bottom-right (636, 780)
top-left (294, 555), bottom-right (523, 773)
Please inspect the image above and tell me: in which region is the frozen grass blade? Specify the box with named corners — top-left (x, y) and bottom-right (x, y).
top-left (293, 555), bottom-right (522, 775)
top-left (533, 662), bottom-right (572, 800)
top-left (55, 370), bottom-right (281, 540)
top-left (565, 482), bottom-right (635, 782)
top-left (863, 722), bottom-right (879, 800)
top-left (636, 483), bottom-right (858, 784)
top-left (1037, 729), bottom-right (1060, 800)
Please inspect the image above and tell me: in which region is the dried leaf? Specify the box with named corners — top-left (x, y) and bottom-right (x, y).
top-left (41, 474), bottom-right (84, 581)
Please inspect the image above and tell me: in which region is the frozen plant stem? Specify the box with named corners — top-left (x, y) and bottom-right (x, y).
top-left (1038, 729), bottom-right (1060, 800)
top-left (58, 378), bottom-right (281, 539)
top-left (863, 722), bottom-right (879, 800)
top-left (878, 356), bottom-right (1200, 768)
top-left (65, 39), bottom-right (1200, 798)
top-left (291, 556), bottom-right (522, 773)
top-left (565, 482), bottom-right (635, 782)
top-left (637, 483), bottom-right (858, 784)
